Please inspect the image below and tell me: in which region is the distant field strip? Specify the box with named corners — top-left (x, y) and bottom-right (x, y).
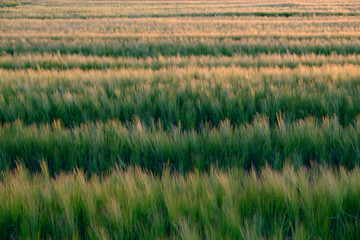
top-left (2, 37), bottom-right (360, 57)
top-left (2, 0), bottom-right (360, 19)
top-left (3, 17), bottom-right (360, 35)
top-left (2, 53), bottom-right (360, 70)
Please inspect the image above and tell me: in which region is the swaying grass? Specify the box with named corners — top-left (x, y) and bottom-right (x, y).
top-left (2, 37), bottom-right (360, 57)
top-left (0, 115), bottom-right (359, 174)
top-left (0, 65), bottom-right (359, 129)
top-left (1, 53), bottom-right (360, 70)
top-left (0, 164), bottom-right (360, 239)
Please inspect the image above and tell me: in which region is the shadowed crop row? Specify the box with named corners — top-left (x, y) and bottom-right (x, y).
top-left (1, 53), bottom-right (360, 70)
top-left (0, 116), bottom-right (359, 174)
top-left (2, 37), bottom-right (360, 57)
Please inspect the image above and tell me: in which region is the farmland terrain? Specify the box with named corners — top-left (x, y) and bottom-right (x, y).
top-left (1, 0), bottom-right (360, 239)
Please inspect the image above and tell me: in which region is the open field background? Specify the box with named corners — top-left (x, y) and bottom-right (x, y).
top-left (1, 0), bottom-right (360, 238)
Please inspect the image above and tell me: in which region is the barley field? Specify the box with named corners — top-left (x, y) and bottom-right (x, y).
top-left (1, 0), bottom-right (360, 239)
